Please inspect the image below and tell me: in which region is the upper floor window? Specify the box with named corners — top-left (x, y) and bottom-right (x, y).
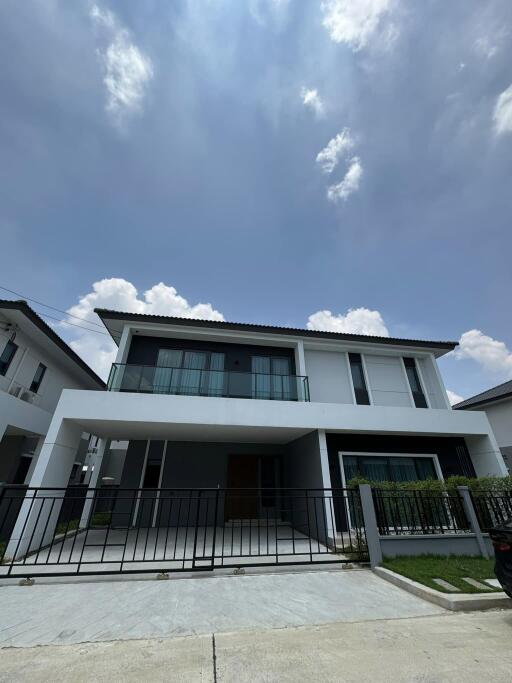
top-left (155, 349), bottom-right (225, 396)
top-left (403, 357), bottom-right (428, 408)
top-left (30, 363), bottom-right (47, 393)
top-left (251, 356), bottom-right (291, 400)
top-left (0, 339), bottom-right (18, 376)
top-left (348, 353), bottom-right (370, 405)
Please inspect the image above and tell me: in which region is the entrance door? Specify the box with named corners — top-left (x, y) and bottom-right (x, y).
top-left (225, 454), bottom-right (259, 520)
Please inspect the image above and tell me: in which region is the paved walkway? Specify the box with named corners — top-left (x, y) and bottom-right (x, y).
top-left (0, 568), bottom-right (443, 647)
top-left (1, 610), bottom-right (512, 682)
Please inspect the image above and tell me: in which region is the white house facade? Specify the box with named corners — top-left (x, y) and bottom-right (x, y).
top-left (0, 299), bottom-right (105, 486)
top-left (454, 380), bottom-right (512, 473)
top-left (25, 309), bottom-right (507, 496)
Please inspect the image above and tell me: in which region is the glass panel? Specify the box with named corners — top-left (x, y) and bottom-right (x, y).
top-left (252, 356), bottom-right (271, 399)
top-left (181, 352), bottom-right (206, 395)
top-left (348, 353), bottom-right (370, 405)
top-left (404, 358), bottom-right (428, 408)
top-left (205, 352), bottom-right (225, 396)
top-left (271, 357), bottom-right (291, 400)
top-left (415, 458), bottom-right (437, 480)
top-left (343, 456), bottom-right (359, 483)
top-left (156, 349), bottom-right (183, 393)
top-left (360, 457), bottom-right (389, 481)
top-left (120, 365), bottom-right (143, 392)
top-left (389, 457), bottom-right (417, 482)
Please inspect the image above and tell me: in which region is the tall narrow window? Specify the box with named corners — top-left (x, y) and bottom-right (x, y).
top-left (30, 363), bottom-right (46, 393)
top-left (403, 357), bottom-right (428, 408)
top-left (0, 339), bottom-right (18, 376)
top-left (348, 353), bottom-right (370, 405)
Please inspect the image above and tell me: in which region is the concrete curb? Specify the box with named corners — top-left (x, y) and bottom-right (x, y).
top-left (373, 566), bottom-right (512, 612)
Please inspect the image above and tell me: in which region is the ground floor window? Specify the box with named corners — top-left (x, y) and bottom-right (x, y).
top-left (342, 453), bottom-right (439, 484)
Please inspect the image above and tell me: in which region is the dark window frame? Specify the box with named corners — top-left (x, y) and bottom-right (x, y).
top-left (30, 362), bottom-right (47, 393)
top-left (348, 353), bottom-right (371, 405)
top-left (0, 339), bottom-right (18, 376)
top-left (343, 453), bottom-right (438, 483)
top-left (403, 357), bottom-right (428, 408)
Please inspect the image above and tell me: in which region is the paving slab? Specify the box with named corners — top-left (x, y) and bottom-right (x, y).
top-left (485, 578), bottom-right (502, 588)
top-left (462, 577), bottom-right (493, 591)
top-left (433, 578), bottom-right (461, 592)
top-left (0, 568), bottom-right (443, 648)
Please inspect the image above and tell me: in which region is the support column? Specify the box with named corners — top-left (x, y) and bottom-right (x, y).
top-left (79, 438), bottom-right (110, 529)
top-left (466, 432), bottom-right (508, 477)
top-left (318, 429), bottom-right (337, 543)
top-left (359, 484), bottom-right (382, 568)
top-left (457, 486), bottom-right (489, 559)
top-left (23, 435), bottom-right (45, 484)
top-left (6, 414), bottom-right (83, 559)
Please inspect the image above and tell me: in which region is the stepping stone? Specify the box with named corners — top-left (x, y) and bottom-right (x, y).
top-left (484, 578), bottom-right (501, 588)
top-left (462, 577), bottom-right (492, 591)
top-left (433, 578), bottom-right (461, 592)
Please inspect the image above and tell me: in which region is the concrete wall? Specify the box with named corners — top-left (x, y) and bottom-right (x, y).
top-left (304, 350), bottom-right (353, 404)
top-left (417, 357), bottom-right (446, 409)
top-left (380, 534), bottom-right (488, 558)
top-left (364, 355), bottom-right (412, 408)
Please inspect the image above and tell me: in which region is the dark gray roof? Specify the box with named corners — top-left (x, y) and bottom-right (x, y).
top-left (0, 299), bottom-right (105, 388)
top-left (95, 308), bottom-right (458, 353)
top-left (453, 379), bottom-right (512, 410)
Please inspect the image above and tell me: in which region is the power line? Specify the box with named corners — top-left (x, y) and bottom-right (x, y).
top-left (0, 284), bottom-right (122, 338)
top-left (0, 284), bottom-right (106, 329)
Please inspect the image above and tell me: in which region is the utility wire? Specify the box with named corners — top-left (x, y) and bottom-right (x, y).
top-left (0, 284), bottom-right (123, 338)
top-left (0, 284), bottom-right (106, 329)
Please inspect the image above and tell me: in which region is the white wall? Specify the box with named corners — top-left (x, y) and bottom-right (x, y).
top-left (0, 324), bottom-right (83, 415)
top-left (304, 350), bottom-right (353, 404)
top-left (364, 355), bottom-right (411, 407)
top-left (480, 400), bottom-right (512, 449)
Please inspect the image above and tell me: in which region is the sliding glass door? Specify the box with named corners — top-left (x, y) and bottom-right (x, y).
top-left (251, 356), bottom-right (291, 400)
top-left (155, 349), bottom-right (225, 396)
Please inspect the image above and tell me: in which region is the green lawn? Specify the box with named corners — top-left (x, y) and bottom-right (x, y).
top-left (382, 555), bottom-right (500, 593)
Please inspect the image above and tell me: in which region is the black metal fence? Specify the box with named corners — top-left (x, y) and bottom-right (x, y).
top-left (0, 486), bottom-right (368, 578)
top-left (373, 489), bottom-right (471, 535)
top-left (471, 490), bottom-right (512, 532)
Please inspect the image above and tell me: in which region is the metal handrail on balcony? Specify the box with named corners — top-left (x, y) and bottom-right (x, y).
top-left (107, 363), bottom-right (310, 402)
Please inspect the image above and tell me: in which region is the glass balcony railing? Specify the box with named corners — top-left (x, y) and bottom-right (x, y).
top-left (107, 363), bottom-right (310, 402)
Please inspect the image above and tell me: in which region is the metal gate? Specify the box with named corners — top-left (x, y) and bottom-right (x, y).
top-left (0, 486), bottom-right (368, 578)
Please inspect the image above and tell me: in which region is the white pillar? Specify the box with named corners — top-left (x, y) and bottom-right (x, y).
top-left (79, 438), bottom-right (110, 529)
top-left (295, 340), bottom-right (306, 376)
top-left (466, 432), bottom-right (508, 477)
top-left (23, 435), bottom-right (45, 484)
top-left (318, 429), bottom-right (337, 542)
top-left (6, 414), bottom-right (83, 559)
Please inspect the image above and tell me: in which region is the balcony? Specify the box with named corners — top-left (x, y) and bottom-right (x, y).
top-left (107, 363), bottom-right (310, 402)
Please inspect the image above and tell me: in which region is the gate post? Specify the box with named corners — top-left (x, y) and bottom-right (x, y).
top-left (358, 484), bottom-right (382, 568)
top-left (457, 486), bottom-right (489, 559)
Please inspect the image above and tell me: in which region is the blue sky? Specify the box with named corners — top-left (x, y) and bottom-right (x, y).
top-left (1, 0), bottom-right (511, 401)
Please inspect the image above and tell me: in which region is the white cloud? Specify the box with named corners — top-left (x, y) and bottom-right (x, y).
top-left (316, 129), bottom-right (355, 174)
top-left (300, 87), bottom-right (325, 118)
top-left (249, 0), bottom-right (291, 27)
top-left (321, 0), bottom-right (395, 51)
top-left (474, 36), bottom-right (498, 60)
top-left (454, 329), bottom-right (512, 377)
top-left (326, 156), bottom-right (363, 202)
top-left (493, 84), bottom-right (512, 136)
top-left (66, 278), bottom-right (224, 379)
top-left (447, 390), bottom-right (464, 406)
top-left (90, 3), bottom-right (153, 121)
top-left (307, 307), bottom-right (389, 336)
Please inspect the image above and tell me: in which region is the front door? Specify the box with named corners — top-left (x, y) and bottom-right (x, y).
top-left (225, 454), bottom-right (259, 520)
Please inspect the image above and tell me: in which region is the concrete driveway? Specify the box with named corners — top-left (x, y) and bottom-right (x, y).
top-left (0, 568), bottom-right (443, 648)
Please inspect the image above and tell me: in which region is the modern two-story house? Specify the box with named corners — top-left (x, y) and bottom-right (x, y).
top-left (6, 309), bottom-right (506, 572)
top-left (0, 300), bottom-right (104, 487)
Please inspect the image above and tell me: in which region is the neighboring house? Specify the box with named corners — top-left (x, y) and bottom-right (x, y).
top-left (0, 300), bottom-right (105, 486)
top-left (454, 380), bottom-right (512, 473)
top-left (25, 309), bottom-right (506, 504)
